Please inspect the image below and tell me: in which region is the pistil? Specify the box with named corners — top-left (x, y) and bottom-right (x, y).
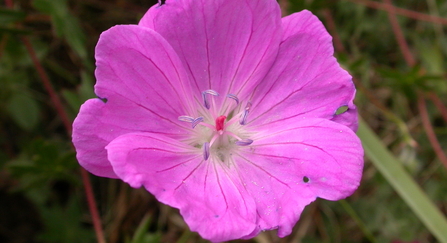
top-left (215, 115), bottom-right (226, 131)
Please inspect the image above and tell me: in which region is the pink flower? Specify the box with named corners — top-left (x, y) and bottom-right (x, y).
top-left (72, 0), bottom-right (364, 242)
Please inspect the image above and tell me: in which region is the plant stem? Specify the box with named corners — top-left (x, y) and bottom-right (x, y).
top-left (4, 1), bottom-right (107, 242)
top-left (349, 0), bottom-right (447, 26)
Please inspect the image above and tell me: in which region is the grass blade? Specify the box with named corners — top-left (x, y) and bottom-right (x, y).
top-left (357, 119), bottom-right (447, 243)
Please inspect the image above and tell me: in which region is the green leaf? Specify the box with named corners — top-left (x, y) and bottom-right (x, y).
top-left (79, 71), bottom-right (95, 101)
top-left (128, 214), bottom-right (161, 243)
top-left (32, 0), bottom-right (87, 59)
top-left (357, 119), bottom-right (447, 243)
top-left (6, 92), bottom-right (40, 131)
top-left (61, 71), bottom-right (95, 114)
top-left (0, 26), bottom-right (30, 34)
top-left (0, 8), bottom-right (27, 23)
top-left (37, 196), bottom-right (95, 243)
top-left (7, 139), bottom-right (79, 190)
top-left (1, 36), bottom-right (48, 68)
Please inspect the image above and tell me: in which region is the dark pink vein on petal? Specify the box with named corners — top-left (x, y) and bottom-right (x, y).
top-left (203, 160), bottom-right (211, 195)
top-left (254, 38), bottom-right (322, 107)
top-left (235, 153), bottom-right (290, 188)
top-left (250, 105), bottom-right (326, 129)
top-left (157, 6), bottom-right (201, 95)
top-left (160, 48), bottom-right (195, 114)
top-left (247, 152), bottom-right (302, 161)
top-left (199, 0), bottom-right (212, 89)
top-left (103, 57), bottom-right (184, 117)
top-left (236, 34), bottom-right (279, 97)
top-left (218, 157), bottom-right (255, 214)
top-left (253, 124), bottom-right (334, 141)
top-left (174, 160), bottom-right (205, 191)
top-left (225, 0), bottom-right (254, 95)
top-left (250, 39), bottom-right (324, 122)
top-left (252, 142), bottom-right (341, 167)
top-left (122, 43), bottom-right (185, 114)
top-left (127, 129), bottom-right (179, 137)
top-left (99, 87), bottom-right (185, 131)
top-left (155, 156), bottom-right (201, 173)
top-left (234, 5), bottom-right (281, 97)
top-left (213, 162), bottom-right (229, 211)
top-left (250, 63), bottom-right (328, 124)
top-left (132, 133), bottom-right (192, 149)
top-left (280, 14), bottom-right (314, 44)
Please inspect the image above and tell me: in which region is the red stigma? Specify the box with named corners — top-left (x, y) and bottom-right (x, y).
top-left (215, 115), bottom-right (226, 131)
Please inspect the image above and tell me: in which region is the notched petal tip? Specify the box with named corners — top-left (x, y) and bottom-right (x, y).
top-left (98, 97), bottom-right (108, 103)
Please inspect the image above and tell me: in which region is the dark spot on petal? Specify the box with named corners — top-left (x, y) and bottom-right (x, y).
top-left (214, 215), bottom-right (219, 218)
top-left (303, 176), bottom-right (309, 183)
top-left (335, 105), bottom-right (349, 115)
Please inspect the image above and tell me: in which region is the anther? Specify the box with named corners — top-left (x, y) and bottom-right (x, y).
top-left (178, 115), bottom-right (195, 123)
top-left (202, 90), bottom-right (219, 109)
top-left (235, 139), bottom-right (253, 146)
top-left (239, 110), bottom-right (248, 125)
top-left (226, 94), bottom-right (239, 105)
top-left (239, 102), bottom-right (252, 125)
top-left (203, 142), bottom-right (210, 160)
top-left (191, 117), bottom-right (204, 128)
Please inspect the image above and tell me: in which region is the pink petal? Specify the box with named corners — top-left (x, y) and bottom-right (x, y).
top-left (106, 132), bottom-right (258, 242)
top-left (250, 10), bottom-right (358, 131)
top-left (139, 0), bottom-right (282, 99)
top-left (94, 25), bottom-right (194, 114)
top-left (237, 118), bottom-right (363, 236)
top-left (72, 25), bottom-right (193, 178)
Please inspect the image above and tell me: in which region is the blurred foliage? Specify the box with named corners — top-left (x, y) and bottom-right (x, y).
top-left (1, 0), bottom-right (447, 243)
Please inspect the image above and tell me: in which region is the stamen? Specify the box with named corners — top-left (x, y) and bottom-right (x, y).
top-left (235, 139), bottom-right (253, 146)
top-left (203, 142), bottom-right (210, 160)
top-left (198, 122), bottom-right (215, 130)
top-left (209, 133), bottom-right (220, 146)
top-left (226, 94), bottom-right (239, 105)
top-left (224, 131), bottom-right (242, 140)
top-left (179, 116), bottom-right (204, 129)
top-left (178, 115), bottom-right (195, 123)
top-left (239, 102), bottom-right (252, 125)
top-left (202, 90), bottom-right (219, 109)
top-left (239, 110), bottom-right (248, 125)
top-left (191, 117), bottom-right (204, 128)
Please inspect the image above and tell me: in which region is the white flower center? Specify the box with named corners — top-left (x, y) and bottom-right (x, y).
top-left (178, 90), bottom-right (253, 163)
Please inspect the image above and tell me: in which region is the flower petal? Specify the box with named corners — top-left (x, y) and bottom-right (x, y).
top-left (94, 25), bottom-right (195, 114)
top-left (139, 0), bottom-right (282, 99)
top-left (72, 25), bottom-right (193, 178)
top-left (106, 132), bottom-right (258, 242)
top-left (236, 118), bottom-right (363, 237)
top-left (250, 10), bottom-right (358, 131)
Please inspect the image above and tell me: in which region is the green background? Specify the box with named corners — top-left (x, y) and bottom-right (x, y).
top-left (1, 0), bottom-right (447, 242)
